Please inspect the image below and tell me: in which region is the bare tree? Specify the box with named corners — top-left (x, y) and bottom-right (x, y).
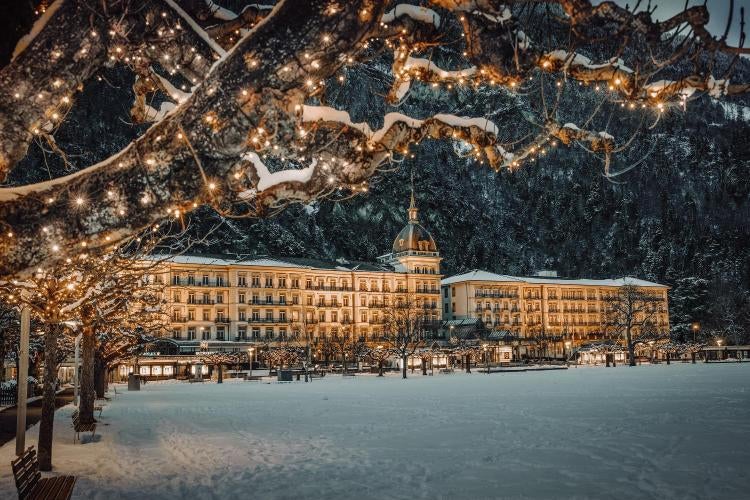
top-left (601, 284), bottom-right (668, 367)
top-left (0, 1), bottom-right (749, 278)
top-left (365, 345), bottom-right (392, 377)
top-left (200, 351), bottom-right (246, 383)
top-left (383, 294), bottom-right (429, 379)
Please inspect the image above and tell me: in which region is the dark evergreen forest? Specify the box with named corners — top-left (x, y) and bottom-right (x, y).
top-left (2, 1), bottom-right (748, 342)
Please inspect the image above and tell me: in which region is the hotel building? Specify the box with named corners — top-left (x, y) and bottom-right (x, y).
top-left (441, 270), bottom-right (670, 348)
top-left (118, 196), bottom-right (442, 378)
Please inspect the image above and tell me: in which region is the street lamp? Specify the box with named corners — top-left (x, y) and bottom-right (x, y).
top-left (564, 341), bottom-right (571, 360)
top-left (691, 322), bottom-right (700, 342)
top-left (247, 347), bottom-right (255, 375)
top-left (482, 343), bottom-right (489, 374)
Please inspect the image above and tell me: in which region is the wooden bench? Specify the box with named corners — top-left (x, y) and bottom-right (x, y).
top-left (244, 375), bottom-right (264, 382)
top-left (12, 446), bottom-right (76, 500)
top-left (71, 410), bottom-right (96, 444)
top-left (93, 404), bottom-right (104, 418)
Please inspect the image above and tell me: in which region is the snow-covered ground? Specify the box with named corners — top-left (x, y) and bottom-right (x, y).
top-left (1, 364), bottom-right (749, 499)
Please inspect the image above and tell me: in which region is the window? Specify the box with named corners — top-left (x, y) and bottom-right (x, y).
top-left (202, 274), bottom-right (209, 285)
top-left (252, 328), bottom-right (260, 339)
top-left (252, 310), bottom-right (260, 321)
top-left (279, 327), bottom-right (287, 340)
top-left (265, 294), bottom-right (273, 304)
top-left (202, 292), bottom-right (210, 304)
top-left (452, 287), bottom-right (456, 297)
top-left (444, 303), bottom-right (449, 313)
top-left (172, 328), bottom-right (182, 339)
top-left (265, 276), bottom-right (273, 288)
top-left (279, 310), bottom-right (287, 322)
top-left (216, 327), bottom-right (225, 341)
top-left (292, 278), bottom-right (300, 288)
top-left (188, 309), bottom-right (195, 321)
top-left (319, 311), bottom-right (326, 322)
top-left (361, 311), bottom-right (367, 322)
top-left (331, 311), bottom-right (338, 323)
top-left (306, 279), bottom-right (312, 289)
top-left (251, 276), bottom-right (260, 287)
top-left (252, 294), bottom-right (260, 304)
top-left (216, 275), bottom-right (224, 287)
top-left (187, 274), bottom-right (195, 285)
top-left (237, 274), bottom-right (247, 287)
top-left (279, 277), bottom-right (287, 288)
top-left (201, 328), bottom-right (210, 340)
top-left (343, 296), bottom-right (349, 306)
top-left (216, 293), bottom-right (224, 304)
top-left (279, 294), bottom-right (286, 304)
top-left (306, 295), bottom-right (313, 306)
top-left (202, 310), bottom-right (210, 321)
top-left (188, 328), bottom-right (196, 340)
top-left (238, 309), bottom-right (246, 321)
top-left (265, 327), bottom-right (274, 339)
top-left (188, 292), bottom-right (196, 304)
top-left (292, 295), bottom-right (299, 305)
top-left (173, 291), bottom-right (181, 303)
top-left (265, 310), bottom-right (273, 321)
top-left (238, 292), bottom-right (246, 304)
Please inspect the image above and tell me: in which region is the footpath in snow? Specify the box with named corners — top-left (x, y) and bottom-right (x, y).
top-left (0, 363), bottom-right (748, 500)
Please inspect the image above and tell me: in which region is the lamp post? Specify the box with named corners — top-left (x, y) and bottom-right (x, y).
top-left (247, 347), bottom-right (255, 376)
top-left (564, 341), bottom-right (571, 362)
top-left (482, 344), bottom-right (489, 374)
top-left (691, 322), bottom-right (700, 342)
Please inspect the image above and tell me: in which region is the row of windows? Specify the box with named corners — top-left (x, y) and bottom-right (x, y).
top-left (168, 273), bottom-right (438, 292)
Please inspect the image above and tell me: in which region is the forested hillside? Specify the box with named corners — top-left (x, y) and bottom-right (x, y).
top-left (2, 1), bottom-right (748, 341)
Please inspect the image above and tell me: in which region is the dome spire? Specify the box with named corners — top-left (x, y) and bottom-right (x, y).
top-left (408, 168), bottom-right (418, 222)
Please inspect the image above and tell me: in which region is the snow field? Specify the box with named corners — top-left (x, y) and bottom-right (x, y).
top-left (0, 363), bottom-right (748, 499)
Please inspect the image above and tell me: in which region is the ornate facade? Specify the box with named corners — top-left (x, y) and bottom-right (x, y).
top-left (149, 197), bottom-right (442, 356)
top-left (441, 270), bottom-right (670, 346)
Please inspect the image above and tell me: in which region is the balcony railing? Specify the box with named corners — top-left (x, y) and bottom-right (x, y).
top-left (172, 278), bottom-right (230, 287)
top-left (214, 317), bottom-right (231, 323)
top-left (474, 292), bottom-right (519, 299)
top-left (187, 299), bottom-right (215, 305)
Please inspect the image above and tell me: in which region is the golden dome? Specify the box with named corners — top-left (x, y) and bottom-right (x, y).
top-left (392, 194), bottom-right (438, 254)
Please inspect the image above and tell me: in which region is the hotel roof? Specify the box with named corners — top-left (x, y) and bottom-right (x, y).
top-left (441, 269), bottom-right (667, 288)
top-left (149, 254), bottom-right (394, 273)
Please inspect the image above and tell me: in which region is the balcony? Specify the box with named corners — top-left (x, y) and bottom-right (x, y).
top-left (310, 285), bottom-right (354, 292)
top-left (214, 317), bottom-right (231, 323)
top-left (475, 292), bottom-right (519, 299)
top-left (172, 278), bottom-right (230, 287)
top-left (187, 299), bottom-right (215, 305)
top-left (171, 317), bottom-right (188, 323)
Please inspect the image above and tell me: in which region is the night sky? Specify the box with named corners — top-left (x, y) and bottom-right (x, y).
top-left (604, 0), bottom-right (750, 49)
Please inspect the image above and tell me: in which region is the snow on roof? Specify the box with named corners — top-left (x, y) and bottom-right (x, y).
top-left (441, 270), bottom-right (525, 285)
top-left (236, 258), bottom-right (308, 269)
top-left (147, 255), bottom-right (234, 266)
top-left (441, 270), bottom-right (667, 288)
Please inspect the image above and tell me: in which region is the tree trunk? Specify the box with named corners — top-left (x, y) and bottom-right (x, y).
top-left (402, 355), bottom-right (407, 379)
top-left (422, 360), bottom-right (428, 376)
top-left (626, 327), bottom-right (636, 366)
top-left (217, 364), bottom-right (223, 383)
top-left (606, 354), bottom-right (611, 367)
top-left (38, 324), bottom-right (60, 471)
top-left (691, 352), bottom-right (696, 364)
top-left (465, 354), bottom-right (472, 374)
top-left (378, 360), bottom-right (383, 376)
top-left (612, 355), bottom-right (617, 368)
top-left (79, 326), bottom-right (96, 424)
top-left (666, 352), bottom-right (670, 365)
top-left (94, 355), bottom-right (106, 398)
